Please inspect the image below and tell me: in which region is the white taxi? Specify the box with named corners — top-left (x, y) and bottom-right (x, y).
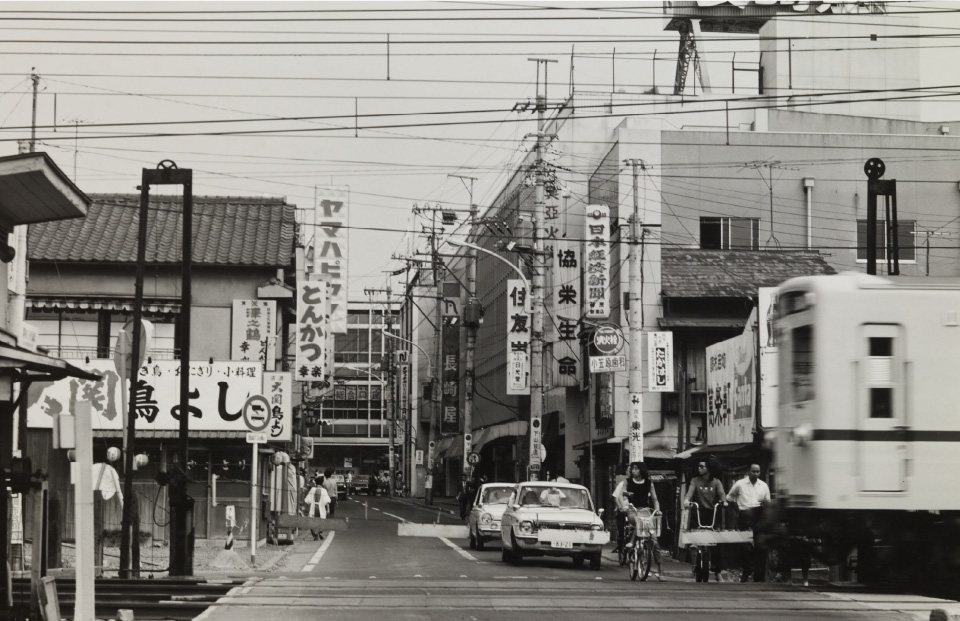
top-left (466, 483), bottom-right (516, 550)
top-left (500, 481), bottom-right (609, 569)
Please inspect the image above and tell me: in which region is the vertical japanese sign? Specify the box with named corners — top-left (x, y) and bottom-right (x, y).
top-left (397, 361), bottom-right (409, 443)
top-left (758, 287), bottom-right (780, 428)
top-left (705, 316), bottom-right (755, 446)
top-left (552, 240), bottom-right (582, 387)
top-left (263, 371), bottom-right (292, 441)
top-left (231, 300), bottom-right (277, 370)
top-left (647, 332), bottom-right (674, 392)
top-left (506, 279), bottom-right (531, 395)
top-left (584, 204), bottom-right (611, 319)
top-left (441, 326), bottom-right (460, 435)
top-left (312, 186), bottom-right (349, 333)
top-left (296, 279), bottom-right (327, 382)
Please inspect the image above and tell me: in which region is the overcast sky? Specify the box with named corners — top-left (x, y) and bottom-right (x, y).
top-left (0, 0), bottom-right (956, 296)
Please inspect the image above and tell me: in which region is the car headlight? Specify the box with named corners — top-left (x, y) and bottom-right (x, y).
top-left (518, 520), bottom-right (535, 534)
top-left (480, 513), bottom-right (493, 524)
top-left (590, 524), bottom-right (602, 531)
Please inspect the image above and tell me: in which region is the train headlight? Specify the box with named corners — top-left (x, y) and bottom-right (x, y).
top-left (792, 423), bottom-right (813, 447)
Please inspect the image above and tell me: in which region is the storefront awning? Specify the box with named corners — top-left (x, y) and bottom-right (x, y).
top-left (473, 420), bottom-right (527, 452)
top-left (29, 295), bottom-right (181, 315)
top-left (0, 341), bottom-right (100, 382)
top-left (436, 421), bottom-right (530, 459)
top-left (675, 442), bottom-right (755, 461)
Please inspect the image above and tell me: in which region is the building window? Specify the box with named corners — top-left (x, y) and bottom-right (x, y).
top-left (856, 220), bottom-right (916, 262)
top-left (700, 217), bottom-right (759, 250)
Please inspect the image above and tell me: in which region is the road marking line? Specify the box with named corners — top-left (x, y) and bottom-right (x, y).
top-left (301, 531), bottom-right (336, 572)
top-left (382, 512), bottom-right (406, 522)
top-left (372, 507), bottom-right (381, 511)
top-left (494, 576), bottom-right (528, 579)
top-left (414, 574), bottom-right (422, 578)
top-left (439, 536), bottom-right (479, 562)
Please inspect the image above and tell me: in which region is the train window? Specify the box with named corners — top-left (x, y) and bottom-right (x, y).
top-left (870, 388), bottom-right (894, 419)
top-left (869, 337), bottom-right (893, 357)
top-left (792, 325), bottom-right (814, 402)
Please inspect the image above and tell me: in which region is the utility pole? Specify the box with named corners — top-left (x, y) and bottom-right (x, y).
top-left (29, 71), bottom-right (39, 153)
top-left (624, 159), bottom-right (645, 464)
top-left (368, 286), bottom-right (396, 498)
top-left (426, 209), bottom-right (442, 505)
top-left (448, 175), bottom-right (478, 473)
top-left (526, 58), bottom-right (555, 482)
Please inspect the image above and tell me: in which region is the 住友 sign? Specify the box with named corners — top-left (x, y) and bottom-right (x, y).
top-left (506, 279), bottom-right (531, 395)
top-left (584, 204), bottom-right (611, 319)
top-left (231, 300), bottom-right (277, 370)
top-left (25, 360), bottom-right (284, 435)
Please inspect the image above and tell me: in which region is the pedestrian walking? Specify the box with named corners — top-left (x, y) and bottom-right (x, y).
top-left (456, 474), bottom-right (471, 520)
top-left (322, 468), bottom-right (339, 517)
top-left (726, 463), bottom-right (771, 582)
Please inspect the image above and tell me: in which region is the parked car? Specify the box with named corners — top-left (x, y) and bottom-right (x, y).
top-left (331, 474), bottom-right (347, 500)
top-left (467, 483), bottom-right (517, 550)
top-left (500, 481), bottom-right (609, 569)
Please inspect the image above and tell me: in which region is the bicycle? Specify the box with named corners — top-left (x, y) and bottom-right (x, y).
top-left (687, 502), bottom-right (723, 583)
top-left (626, 507), bottom-right (662, 582)
top-left (618, 518), bottom-right (633, 567)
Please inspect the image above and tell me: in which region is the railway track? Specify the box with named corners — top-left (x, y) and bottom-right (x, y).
top-left (11, 577), bottom-right (245, 620)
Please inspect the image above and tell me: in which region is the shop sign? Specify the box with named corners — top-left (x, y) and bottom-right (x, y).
top-left (584, 204), bottom-right (611, 319)
top-left (506, 279), bottom-right (531, 395)
top-left (231, 300), bottom-right (276, 370)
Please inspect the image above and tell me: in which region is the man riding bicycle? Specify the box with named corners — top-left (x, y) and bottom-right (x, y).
top-left (620, 461), bottom-right (664, 581)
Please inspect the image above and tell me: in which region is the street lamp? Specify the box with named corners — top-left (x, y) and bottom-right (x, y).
top-left (383, 332), bottom-right (433, 378)
top-left (447, 239), bottom-right (529, 292)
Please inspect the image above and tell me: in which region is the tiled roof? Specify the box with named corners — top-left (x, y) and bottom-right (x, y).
top-left (28, 194), bottom-right (296, 266)
top-left (661, 249), bottom-right (837, 298)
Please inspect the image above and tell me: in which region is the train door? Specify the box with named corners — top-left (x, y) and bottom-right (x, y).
top-left (859, 324), bottom-right (907, 492)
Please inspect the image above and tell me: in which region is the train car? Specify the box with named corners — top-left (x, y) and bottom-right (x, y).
top-left (774, 271), bottom-right (960, 592)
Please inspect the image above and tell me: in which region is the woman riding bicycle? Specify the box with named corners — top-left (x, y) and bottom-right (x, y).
top-left (621, 461), bottom-right (664, 581)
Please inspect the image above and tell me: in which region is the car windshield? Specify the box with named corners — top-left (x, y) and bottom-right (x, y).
top-left (481, 487), bottom-right (513, 505)
top-left (518, 486), bottom-right (592, 510)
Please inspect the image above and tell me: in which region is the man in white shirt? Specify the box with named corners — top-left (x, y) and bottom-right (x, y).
top-left (725, 464), bottom-right (771, 582)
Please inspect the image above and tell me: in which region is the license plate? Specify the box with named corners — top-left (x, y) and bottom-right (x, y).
top-left (552, 541), bottom-right (573, 549)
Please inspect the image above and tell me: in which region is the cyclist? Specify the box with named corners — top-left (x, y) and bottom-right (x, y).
top-left (684, 459), bottom-right (727, 581)
top-left (611, 467), bottom-right (630, 555)
top-left (622, 461), bottom-right (664, 581)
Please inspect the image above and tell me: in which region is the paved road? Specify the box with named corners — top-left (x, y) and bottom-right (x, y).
top-left (195, 496), bottom-right (960, 621)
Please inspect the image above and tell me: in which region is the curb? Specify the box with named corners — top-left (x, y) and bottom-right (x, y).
top-left (393, 496), bottom-right (461, 518)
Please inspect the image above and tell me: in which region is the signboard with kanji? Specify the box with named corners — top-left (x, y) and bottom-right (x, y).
top-left (551, 239), bottom-right (582, 387)
top-left (706, 314), bottom-right (756, 446)
top-left (589, 355), bottom-right (627, 373)
top-left (231, 300), bottom-right (277, 370)
top-left (26, 360), bottom-right (264, 433)
top-left (296, 279), bottom-right (327, 382)
top-left (263, 371), bottom-right (293, 441)
top-left (647, 331), bottom-right (674, 393)
top-left (441, 325), bottom-right (460, 435)
top-left (311, 186), bottom-right (349, 334)
top-left (396, 362), bottom-right (409, 443)
top-left (584, 204), bottom-right (611, 319)
top-left (506, 279), bottom-right (531, 395)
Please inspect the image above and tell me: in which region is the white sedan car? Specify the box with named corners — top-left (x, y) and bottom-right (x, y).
top-left (500, 481), bottom-right (609, 569)
top-left (466, 483), bottom-right (516, 550)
